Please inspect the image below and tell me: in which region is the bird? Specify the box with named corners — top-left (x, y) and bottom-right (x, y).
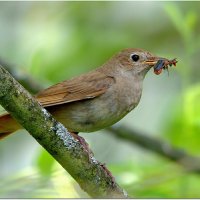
top-left (0, 48), bottom-right (176, 140)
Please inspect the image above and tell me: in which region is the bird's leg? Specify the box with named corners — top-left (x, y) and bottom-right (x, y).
top-left (70, 132), bottom-right (94, 156)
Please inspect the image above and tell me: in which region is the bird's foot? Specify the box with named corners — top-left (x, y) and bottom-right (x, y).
top-left (70, 132), bottom-right (94, 156)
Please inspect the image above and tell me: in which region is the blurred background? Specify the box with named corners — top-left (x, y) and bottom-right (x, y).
top-left (0, 1), bottom-right (200, 198)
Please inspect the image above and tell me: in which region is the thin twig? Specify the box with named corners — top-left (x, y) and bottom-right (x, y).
top-left (108, 126), bottom-right (200, 174)
top-left (0, 58), bottom-right (43, 94)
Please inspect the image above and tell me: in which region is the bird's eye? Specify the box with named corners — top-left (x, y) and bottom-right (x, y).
top-left (131, 54), bottom-right (140, 62)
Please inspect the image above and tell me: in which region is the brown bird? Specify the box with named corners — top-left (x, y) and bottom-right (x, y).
top-left (0, 48), bottom-right (176, 139)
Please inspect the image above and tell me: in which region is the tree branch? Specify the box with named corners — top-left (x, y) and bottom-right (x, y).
top-left (0, 65), bottom-right (128, 198)
top-left (108, 126), bottom-right (200, 173)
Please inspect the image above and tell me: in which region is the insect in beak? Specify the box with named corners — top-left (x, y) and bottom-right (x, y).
top-left (153, 58), bottom-right (178, 75)
top-left (144, 56), bottom-right (178, 75)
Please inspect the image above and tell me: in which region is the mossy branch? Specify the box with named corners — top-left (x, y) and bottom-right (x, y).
top-left (0, 65), bottom-right (128, 198)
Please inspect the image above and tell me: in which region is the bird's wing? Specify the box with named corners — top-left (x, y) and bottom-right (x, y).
top-left (36, 70), bottom-right (114, 107)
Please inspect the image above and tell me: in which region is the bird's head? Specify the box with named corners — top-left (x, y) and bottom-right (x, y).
top-left (102, 48), bottom-right (177, 79)
top-left (104, 48), bottom-right (164, 77)
top-left (115, 48), bottom-right (163, 76)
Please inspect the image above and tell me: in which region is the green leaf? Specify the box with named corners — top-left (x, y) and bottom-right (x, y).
top-left (163, 84), bottom-right (200, 154)
top-left (36, 149), bottom-right (56, 177)
top-left (185, 11), bottom-right (197, 31)
top-left (164, 3), bottom-right (194, 48)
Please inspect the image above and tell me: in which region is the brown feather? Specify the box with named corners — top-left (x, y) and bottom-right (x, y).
top-left (36, 70), bottom-right (115, 107)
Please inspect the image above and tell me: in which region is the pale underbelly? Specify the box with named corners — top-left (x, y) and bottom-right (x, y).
top-left (47, 95), bottom-right (137, 133)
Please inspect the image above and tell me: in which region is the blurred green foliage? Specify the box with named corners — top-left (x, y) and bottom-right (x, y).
top-left (162, 3), bottom-right (200, 155)
top-left (0, 1), bottom-right (200, 198)
top-left (36, 149), bottom-right (55, 176)
top-left (163, 84), bottom-right (200, 154)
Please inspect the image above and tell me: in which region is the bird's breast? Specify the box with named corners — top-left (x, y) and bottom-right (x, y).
top-left (114, 74), bottom-right (143, 113)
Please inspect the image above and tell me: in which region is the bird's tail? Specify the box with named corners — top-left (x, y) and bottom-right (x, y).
top-left (0, 113), bottom-right (21, 140)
